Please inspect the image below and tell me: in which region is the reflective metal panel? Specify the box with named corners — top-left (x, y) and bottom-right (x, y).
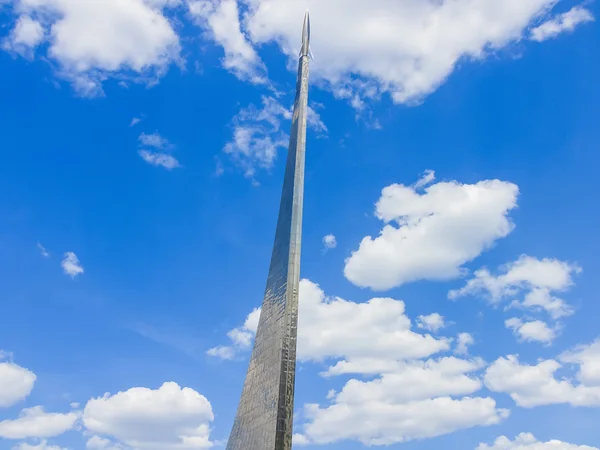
top-left (226, 12), bottom-right (311, 450)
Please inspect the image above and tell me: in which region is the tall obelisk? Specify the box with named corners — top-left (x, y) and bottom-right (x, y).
top-left (226, 11), bottom-right (311, 450)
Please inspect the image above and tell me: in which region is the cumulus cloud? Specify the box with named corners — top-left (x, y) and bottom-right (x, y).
top-left (2, 15), bottom-right (45, 56)
top-left (505, 318), bottom-right (558, 345)
top-left (236, 0), bottom-right (576, 104)
top-left (561, 339), bottom-right (600, 387)
top-left (449, 255), bottom-right (580, 317)
top-left (450, 255), bottom-right (580, 344)
top-left (484, 340), bottom-right (600, 408)
top-left (188, 0), bottom-right (267, 84)
top-left (477, 432), bottom-right (599, 450)
top-left (0, 360), bottom-right (36, 408)
top-left (86, 436), bottom-right (127, 450)
top-left (209, 280), bottom-right (507, 445)
top-left (0, 406), bottom-right (79, 439)
top-left (61, 252), bottom-right (84, 278)
top-left (345, 177), bottom-right (519, 291)
top-left (4, 0), bottom-right (181, 95)
top-left (83, 382), bottom-right (214, 450)
top-left (531, 6), bottom-right (594, 42)
top-left (301, 358), bottom-right (508, 445)
top-left (4, 0), bottom-right (591, 103)
top-left (416, 313), bottom-right (445, 333)
top-left (12, 441), bottom-right (68, 450)
top-left (455, 333), bottom-right (475, 356)
top-left (209, 279), bottom-right (450, 373)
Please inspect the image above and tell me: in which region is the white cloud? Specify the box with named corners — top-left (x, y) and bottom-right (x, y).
top-left (345, 177), bottom-right (519, 291)
top-left (477, 432), bottom-right (599, 450)
top-left (86, 436), bottom-right (127, 450)
top-left (5, 0), bottom-right (181, 95)
top-left (138, 132), bottom-right (172, 150)
top-left (4, 0), bottom-right (591, 103)
top-left (188, 0), bottom-right (267, 84)
top-left (455, 333), bottom-right (474, 356)
top-left (209, 281), bottom-right (506, 445)
top-left (292, 433), bottom-right (310, 446)
top-left (561, 339), bottom-right (600, 387)
top-left (301, 357), bottom-right (508, 445)
top-left (61, 252), bottom-right (84, 278)
top-left (37, 243), bottom-right (49, 258)
top-left (322, 234), bottom-right (337, 250)
top-left (12, 440), bottom-right (68, 450)
top-left (416, 313), bottom-right (445, 333)
top-left (0, 361), bottom-right (36, 408)
top-left (449, 255), bottom-right (580, 320)
top-left (207, 307), bottom-right (260, 359)
top-left (205, 345), bottom-right (236, 360)
top-left (0, 406), bottom-right (79, 439)
top-left (2, 15), bottom-right (45, 56)
top-left (307, 105), bottom-right (328, 136)
top-left (239, 0), bottom-right (573, 104)
top-left (137, 132), bottom-right (181, 169)
top-left (223, 96), bottom-right (291, 178)
top-left (83, 382), bottom-right (214, 450)
top-left (222, 96), bottom-right (327, 178)
top-left (505, 318), bottom-right (558, 344)
top-left (414, 170), bottom-right (436, 190)
top-left (138, 150), bottom-right (181, 170)
top-left (531, 6), bottom-right (594, 42)
top-left (210, 280), bottom-right (450, 373)
top-left (130, 117), bottom-right (142, 127)
top-left (302, 396), bottom-right (506, 445)
top-left (484, 342), bottom-right (600, 408)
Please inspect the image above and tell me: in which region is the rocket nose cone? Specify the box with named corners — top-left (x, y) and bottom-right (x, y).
top-left (300, 10), bottom-right (310, 56)
top-left (304, 11), bottom-right (310, 35)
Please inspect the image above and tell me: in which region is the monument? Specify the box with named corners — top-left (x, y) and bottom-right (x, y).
top-left (226, 11), bottom-right (312, 450)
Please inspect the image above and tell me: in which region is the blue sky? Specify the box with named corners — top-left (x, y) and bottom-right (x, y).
top-left (1, 0), bottom-right (600, 449)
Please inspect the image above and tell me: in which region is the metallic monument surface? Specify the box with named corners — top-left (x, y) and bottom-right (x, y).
top-left (226, 11), bottom-right (312, 450)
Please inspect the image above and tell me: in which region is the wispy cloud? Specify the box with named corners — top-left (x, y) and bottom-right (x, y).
top-left (61, 252), bottom-right (84, 278)
top-left (224, 97), bottom-right (291, 179)
top-left (130, 117), bottom-right (141, 127)
top-left (414, 170), bottom-right (436, 190)
top-left (138, 132), bottom-right (172, 150)
top-left (37, 243), bottom-right (49, 258)
top-left (188, 0), bottom-right (267, 84)
top-left (223, 97), bottom-right (328, 180)
top-left (138, 150), bottom-right (181, 170)
top-left (207, 308), bottom-right (261, 360)
top-left (531, 6), bottom-right (594, 42)
top-left (137, 132), bottom-right (181, 170)
top-left (0, 350), bottom-right (13, 362)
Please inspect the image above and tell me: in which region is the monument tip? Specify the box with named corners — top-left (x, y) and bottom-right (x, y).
top-left (301, 10), bottom-right (311, 57)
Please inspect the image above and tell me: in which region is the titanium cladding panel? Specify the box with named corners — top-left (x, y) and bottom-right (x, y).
top-left (226, 12), bottom-right (311, 450)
